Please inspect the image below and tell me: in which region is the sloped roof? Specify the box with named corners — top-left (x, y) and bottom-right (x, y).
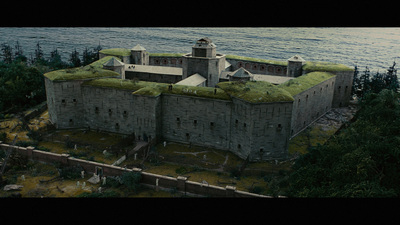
top-left (227, 67), bottom-right (252, 78)
top-left (288, 55), bottom-right (305, 62)
top-left (131, 44), bottom-right (146, 51)
top-left (176, 73), bottom-right (207, 86)
top-left (103, 57), bottom-right (124, 67)
top-left (197, 37), bottom-right (212, 43)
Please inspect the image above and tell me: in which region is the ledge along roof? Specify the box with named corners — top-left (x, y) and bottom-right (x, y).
top-left (99, 48), bottom-right (131, 56)
top-left (82, 78), bottom-right (232, 100)
top-left (43, 56), bottom-right (120, 81)
top-left (217, 80), bottom-right (294, 103)
top-left (302, 61), bottom-right (354, 72)
top-left (277, 71), bottom-right (336, 96)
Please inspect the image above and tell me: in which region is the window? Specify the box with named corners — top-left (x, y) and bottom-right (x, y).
top-left (277, 124), bottom-right (282, 132)
top-left (176, 117), bottom-right (180, 123)
top-left (95, 107), bottom-right (99, 114)
top-left (193, 120), bottom-right (197, 126)
top-left (210, 122), bottom-right (215, 128)
top-left (115, 123), bottom-right (120, 130)
top-left (61, 99), bottom-right (66, 104)
top-left (73, 99), bottom-right (77, 103)
top-left (237, 144), bottom-right (241, 150)
top-left (123, 111), bottom-right (128, 117)
top-left (108, 109), bottom-right (112, 115)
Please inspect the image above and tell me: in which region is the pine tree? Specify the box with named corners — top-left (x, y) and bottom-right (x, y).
top-left (14, 41), bottom-right (27, 62)
top-left (1, 43), bottom-right (13, 64)
top-left (69, 48), bottom-right (81, 67)
top-left (33, 42), bottom-right (45, 65)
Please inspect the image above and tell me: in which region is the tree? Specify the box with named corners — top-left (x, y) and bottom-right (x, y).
top-left (1, 43), bottom-right (13, 64)
top-left (48, 48), bottom-right (66, 70)
top-left (120, 172), bottom-right (142, 193)
top-left (69, 48), bottom-right (81, 67)
top-left (287, 89), bottom-right (400, 197)
top-left (14, 41), bottom-right (27, 63)
top-left (32, 42), bottom-right (45, 65)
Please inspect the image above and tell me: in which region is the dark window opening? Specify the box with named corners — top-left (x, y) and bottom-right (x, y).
top-left (62, 99), bottom-right (66, 104)
top-left (73, 99), bottom-right (77, 103)
top-left (95, 107), bottom-right (99, 113)
top-left (123, 111), bottom-right (128, 117)
top-left (193, 120), bottom-right (197, 126)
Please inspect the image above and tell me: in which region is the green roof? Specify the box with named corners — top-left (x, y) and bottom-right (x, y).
top-left (99, 48), bottom-right (131, 57)
top-left (277, 72), bottom-right (335, 96)
top-left (43, 56), bottom-right (120, 81)
top-left (225, 54), bottom-right (288, 66)
top-left (217, 81), bottom-right (294, 103)
top-left (302, 61), bottom-right (354, 72)
top-left (82, 78), bottom-right (232, 100)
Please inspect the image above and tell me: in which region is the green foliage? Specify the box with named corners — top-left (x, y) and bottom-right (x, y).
top-left (288, 89), bottom-right (400, 197)
top-left (218, 80), bottom-right (294, 103)
top-left (58, 165), bottom-right (83, 179)
top-left (302, 61), bottom-right (354, 72)
top-left (278, 72), bottom-right (335, 96)
top-left (353, 62), bottom-right (399, 99)
top-left (120, 171), bottom-right (142, 193)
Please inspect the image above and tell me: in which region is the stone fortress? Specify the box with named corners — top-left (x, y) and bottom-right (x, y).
top-left (43, 37), bottom-right (354, 162)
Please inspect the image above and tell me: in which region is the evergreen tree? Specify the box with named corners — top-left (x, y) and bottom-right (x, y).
top-left (82, 47), bottom-right (96, 66)
top-left (48, 48), bottom-right (66, 70)
top-left (93, 42), bottom-right (102, 61)
top-left (14, 41), bottom-right (27, 62)
top-left (32, 42), bottom-right (45, 65)
top-left (1, 43), bottom-right (13, 64)
top-left (351, 65), bottom-right (359, 98)
top-left (69, 48), bottom-right (81, 67)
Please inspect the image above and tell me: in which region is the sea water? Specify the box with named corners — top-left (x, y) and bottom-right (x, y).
top-left (1, 27), bottom-right (399, 71)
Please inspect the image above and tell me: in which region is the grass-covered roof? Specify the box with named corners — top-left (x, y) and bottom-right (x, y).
top-left (99, 48), bottom-right (131, 56)
top-left (82, 78), bottom-right (232, 100)
top-left (217, 81), bottom-right (294, 103)
top-left (43, 56), bottom-right (120, 81)
top-left (302, 61), bottom-right (354, 72)
top-left (277, 72), bottom-right (335, 96)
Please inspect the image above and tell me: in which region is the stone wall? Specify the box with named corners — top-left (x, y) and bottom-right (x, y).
top-left (230, 98), bottom-right (293, 161)
top-left (161, 94), bottom-right (232, 151)
top-left (125, 70), bottom-right (182, 84)
top-left (0, 142), bottom-right (270, 197)
top-left (290, 76), bottom-right (336, 137)
top-left (149, 56), bottom-right (183, 68)
top-left (81, 85), bottom-right (136, 134)
top-left (331, 71), bottom-right (354, 108)
top-left (45, 78), bottom-right (86, 129)
top-left (226, 58), bottom-right (288, 76)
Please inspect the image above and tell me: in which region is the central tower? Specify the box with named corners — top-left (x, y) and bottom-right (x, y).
top-left (182, 37), bottom-right (226, 87)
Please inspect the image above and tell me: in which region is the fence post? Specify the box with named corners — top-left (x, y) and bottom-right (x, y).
top-left (177, 176), bottom-right (187, 195)
top-left (26, 146), bottom-right (35, 160)
top-left (60, 154), bottom-right (70, 166)
top-left (226, 185), bottom-right (236, 197)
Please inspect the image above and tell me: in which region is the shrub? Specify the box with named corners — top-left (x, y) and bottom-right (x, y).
top-left (121, 172), bottom-right (142, 192)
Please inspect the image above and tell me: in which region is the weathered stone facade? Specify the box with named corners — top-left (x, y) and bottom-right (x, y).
top-left (44, 37), bottom-right (354, 162)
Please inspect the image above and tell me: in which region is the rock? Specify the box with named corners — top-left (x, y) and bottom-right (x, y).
top-left (3, 184), bottom-right (23, 191)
